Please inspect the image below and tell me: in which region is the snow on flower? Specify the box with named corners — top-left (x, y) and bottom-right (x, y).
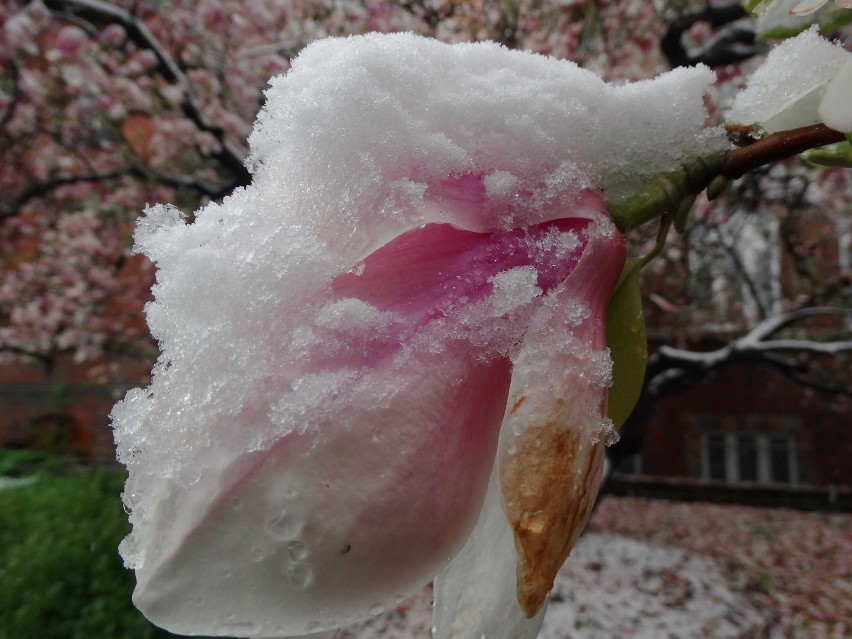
top-left (110, 33), bottom-right (723, 638)
top-left (728, 27), bottom-right (852, 133)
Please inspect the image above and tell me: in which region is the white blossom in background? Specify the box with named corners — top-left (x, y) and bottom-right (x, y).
top-left (728, 27), bottom-right (852, 133)
top-left (818, 59), bottom-right (852, 132)
top-left (110, 33), bottom-right (724, 639)
top-left (789, 0), bottom-right (852, 15)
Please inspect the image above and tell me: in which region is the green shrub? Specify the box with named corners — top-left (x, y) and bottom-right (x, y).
top-left (0, 468), bottom-right (180, 639)
top-left (0, 448), bottom-right (56, 477)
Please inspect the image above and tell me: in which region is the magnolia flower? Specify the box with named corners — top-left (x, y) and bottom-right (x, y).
top-left (789, 0), bottom-right (852, 15)
top-left (120, 182), bottom-right (625, 639)
top-left (112, 32), bottom-right (717, 639)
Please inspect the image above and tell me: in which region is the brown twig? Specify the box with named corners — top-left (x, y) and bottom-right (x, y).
top-left (722, 124), bottom-right (846, 180)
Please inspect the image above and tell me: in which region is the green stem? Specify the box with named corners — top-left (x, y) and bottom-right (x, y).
top-left (606, 123), bottom-right (847, 234)
top-left (607, 152), bottom-right (725, 233)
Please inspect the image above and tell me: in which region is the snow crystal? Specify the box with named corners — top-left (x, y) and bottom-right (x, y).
top-left (727, 27), bottom-right (851, 132)
top-left (315, 298), bottom-right (402, 336)
top-left (112, 32), bottom-right (721, 584)
top-left (525, 227), bottom-right (581, 263)
top-left (489, 267), bottom-right (542, 316)
top-left (483, 170), bottom-right (520, 197)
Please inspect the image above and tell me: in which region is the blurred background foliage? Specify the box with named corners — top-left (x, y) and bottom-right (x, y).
top-left (0, 452), bottom-right (184, 639)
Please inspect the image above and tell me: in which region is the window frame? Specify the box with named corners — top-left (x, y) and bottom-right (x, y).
top-left (700, 431), bottom-right (798, 485)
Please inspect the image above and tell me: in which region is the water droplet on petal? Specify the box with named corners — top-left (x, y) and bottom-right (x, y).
top-left (287, 563), bottom-right (313, 589)
top-left (250, 546), bottom-right (264, 562)
top-left (268, 511), bottom-right (302, 540)
top-left (287, 539), bottom-right (308, 561)
top-left (368, 602), bottom-right (386, 615)
top-left (305, 620), bottom-right (323, 633)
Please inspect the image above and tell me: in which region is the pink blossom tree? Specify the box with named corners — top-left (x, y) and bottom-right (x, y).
top-left (2, 0), bottom-right (848, 371)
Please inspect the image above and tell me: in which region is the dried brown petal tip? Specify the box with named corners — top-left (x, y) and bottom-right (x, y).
top-left (500, 418), bottom-right (606, 619)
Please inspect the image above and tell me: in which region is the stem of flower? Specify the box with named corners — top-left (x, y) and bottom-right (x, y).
top-left (722, 124), bottom-right (846, 179)
top-left (607, 153), bottom-right (726, 233)
top-left (607, 123), bottom-right (847, 234)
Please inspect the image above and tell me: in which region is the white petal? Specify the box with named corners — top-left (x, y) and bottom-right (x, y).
top-left (131, 351), bottom-right (511, 637)
top-left (761, 84), bottom-right (826, 133)
top-left (755, 0), bottom-right (820, 39)
top-left (432, 471), bottom-right (546, 639)
top-left (818, 60), bottom-right (852, 132)
top-left (727, 28), bottom-right (850, 132)
top-left (789, 0), bottom-right (828, 14)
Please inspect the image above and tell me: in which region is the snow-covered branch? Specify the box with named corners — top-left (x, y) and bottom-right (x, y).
top-left (608, 307), bottom-right (852, 468)
top-left (649, 307), bottom-right (852, 396)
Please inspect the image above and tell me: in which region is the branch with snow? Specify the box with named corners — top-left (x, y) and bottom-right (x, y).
top-left (649, 307), bottom-right (852, 396)
top-left (607, 307), bottom-right (852, 468)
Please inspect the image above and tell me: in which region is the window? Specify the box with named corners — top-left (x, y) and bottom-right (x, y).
top-left (701, 432), bottom-right (796, 485)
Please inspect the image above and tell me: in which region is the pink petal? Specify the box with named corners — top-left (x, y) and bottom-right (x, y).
top-left (55, 25), bottom-right (86, 55)
top-left (432, 198), bottom-right (627, 636)
top-left (131, 214), bottom-right (593, 636)
top-left (333, 217), bottom-right (591, 324)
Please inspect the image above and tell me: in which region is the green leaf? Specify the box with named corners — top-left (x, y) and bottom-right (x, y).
top-left (801, 142), bottom-right (852, 168)
top-left (742, 0), bottom-right (765, 15)
top-left (605, 259), bottom-right (647, 430)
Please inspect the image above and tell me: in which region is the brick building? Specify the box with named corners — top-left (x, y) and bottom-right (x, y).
top-left (0, 355), bottom-right (145, 461)
top-left (616, 361), bottom-right (852, 488)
